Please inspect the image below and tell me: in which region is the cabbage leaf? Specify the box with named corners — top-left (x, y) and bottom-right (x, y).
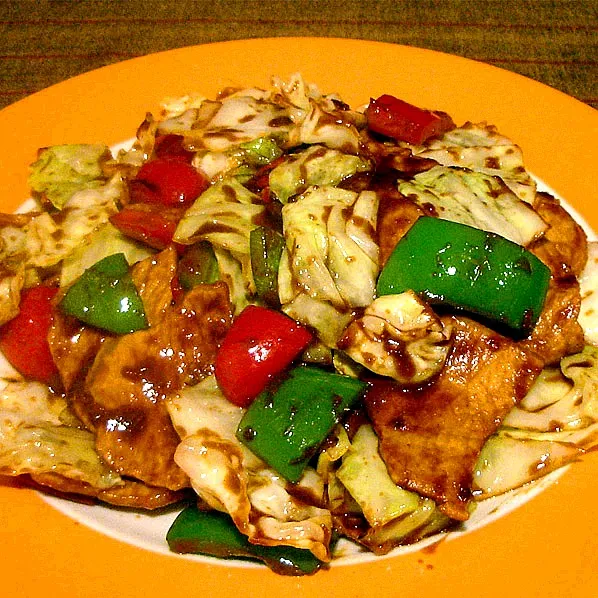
top-left (280, 186), bottom-right (379, 310)
top-left (269, 145), bottom-right (370, 204)
top-left (0, 177), bottom-right (123, 324)
top-left (271, 73), bottom-right (365, 152)
top-left (0, 379), bottom-right (121, 489)
top-left (472, 432), bottom-right (583, 497)
top-left (578, 242), bottom-right (598, 345)
top-left (60, 222), bottom-right (155, 287)
top-left (337, 424), bottom-right (420, 527)
top-left (473, 345), bottom-right (598, 497)
top-left (28, 144), bottom-right (111, 209)
top-left (156, 73), bottom-right (364, 159)
top-left (167, 376), bottom-right (333, 562)
top-left (27, 176), bottom-right (123, 270)
top-left (338, 292), bottom-right (452, 384)
top-left (174, 177), bottom-right (266, 296)
top-left (398, 165), bottom-right (547, 246)
top-left (418, 122), bottom-right (537, 204)
top-left (503, 345), bottom-right (598, 432)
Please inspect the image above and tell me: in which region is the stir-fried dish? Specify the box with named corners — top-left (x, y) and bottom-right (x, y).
top-left (1, 75), bottom-right (598, 575)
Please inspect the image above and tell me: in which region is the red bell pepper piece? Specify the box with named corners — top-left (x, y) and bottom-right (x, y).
top-left (365, 94), bottom-right (455, 145)
top-left (130, 157), bottom-right (209, 207)
top-left (215, 305), bottom-right (313, 407)
top-left (153, 134), bottom-right (195, 163)
top-left (110, 206), bottom-right (185, 253)
top-left (0, 285), bottom-right (59, 385)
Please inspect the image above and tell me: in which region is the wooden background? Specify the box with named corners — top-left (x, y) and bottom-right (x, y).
top-left (1, 0), bottom-right (596, 111)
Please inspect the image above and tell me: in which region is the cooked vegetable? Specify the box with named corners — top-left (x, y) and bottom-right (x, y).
top-left (281, 292), bottom-right (354, 349)
top-left (59, 253), bottom-right (148, 334)
top-left (338, 291), bottom-right (452, 384)
top-left (376, 216), bottom-right (551, 335)
top-left (130, 157), bottom-right (209, 206)
top-left (167, 505), bottom-right (322, 576)
top-left (269, 145), bottom-right (370, 204)
top-left (503, 345), bottom-right (598, 432)
top-left (237, 365), bottom-right (367, 482)
top-left (174, 177), bottom-right (265, 300)
top-left (578, 242), bottom-right (598, 344)
top-left (398, 165), bottom-right (546, 246)
top-left (0, 379), bottom-right (121, 488)
top-left (59, 222), bottom-right (155, 288)
top-left (177, 241), bottom-right (219, 290)
top-left (280, 186), bottom-right (379, 310)
top-left (249, 225), bottom-right (285, 306)
top-left (28, 143), bottom-right (110, 209)
top-left (167, 375), bottom-right (333, 562)
top-left (359, 498), bottom-right (449, 554)
top-left (2, 176), bottom-right (122, 280)
top-left (109, 207), bottom-right (183, 251)
top-left (0, 285), bottom-right (59, 384)
top-left (416, 122), bottom-right (537, 204)
top-left (365, 94), bottom-right (455, 145)
top-left (472, 432), bottom-right (583, 497)
top-left (215, 305), bottom-right (312, 407)
top-left (337, 424), bottom-right (421, 526)
top-left (238, 136), bottom-right (283, 167)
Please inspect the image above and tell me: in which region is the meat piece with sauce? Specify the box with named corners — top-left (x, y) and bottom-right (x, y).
top-left (48, 310), bottom-right (105, 392)
top-left (364, 316), bottom-right (543, 521)
top-left (375, 188), bottom-right (425, 265)
top-left (528, 191), bottom-right (588, 279)
top-left (519, 277), bottom-right (585, 365)
top-left (83, 280), bottom-right (232, 491)
top-left (29, 471), bottom-right (189, 509)
top-left (67, 248), bottom-right (233, 492)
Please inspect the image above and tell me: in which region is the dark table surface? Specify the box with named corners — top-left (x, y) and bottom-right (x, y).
top-left (1, 0), bottom-right (596, 111)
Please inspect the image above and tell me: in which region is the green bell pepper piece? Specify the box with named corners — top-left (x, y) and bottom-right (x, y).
top-left (167, 504), bottom-right (322, 576)
top-left (59, 252), bottom-right (148, 334)
top-left (249, 225), bottom-right (285, 306)
top-left (376, 216), bottom-right (551, 335)
top-left (237, 365), bottom-right (367, 483)
top-left (178, 241), bottom-right (219, 290)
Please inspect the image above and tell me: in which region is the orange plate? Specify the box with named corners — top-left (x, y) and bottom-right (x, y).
top-left (1, 38), bottom-right (597, 598)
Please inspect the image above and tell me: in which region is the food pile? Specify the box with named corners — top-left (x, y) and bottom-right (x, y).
top-left (1, 75), bottom-right (597, 575)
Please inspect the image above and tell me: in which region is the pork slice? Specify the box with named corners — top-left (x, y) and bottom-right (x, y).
top-left (30, 471), bottom-right (188, 509)
top-left (48, 309), bottom-right (105, 393)
top-left (529, 191), bottom-right (588, 279)
top-left (375, 188), bottom-right (425, 266)
top-left (364, 316), bottom-right (543, 521)
top-left (519, 277), bottom-right (585, 366)
top-left (85, 280), bottom-right (232, 491)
